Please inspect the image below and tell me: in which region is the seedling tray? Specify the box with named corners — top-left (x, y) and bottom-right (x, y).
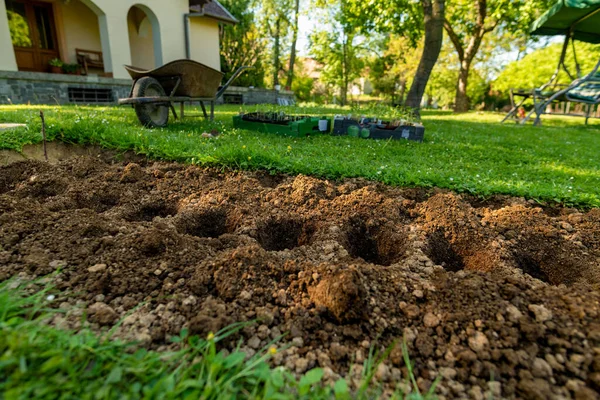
top-left (332, 118), bottom-right (424, 142)
top-left (233, 112), bottom-right (330, 137)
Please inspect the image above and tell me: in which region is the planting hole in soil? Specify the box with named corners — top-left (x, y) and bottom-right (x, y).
top-left (255, 217), bottom-right (308, 251)
top-left (342, 216), bottom-right (406, 266)
top-left (21, 177), bottom-right (68, 199)
top-left (424, 230), bottom-right (465, 272)
top-left (2, 153), bottom-right (600, 398)
top-left (254, 171), bottom-right (287, 188)
top-left (512, 250), bottom-right (550, 283)
top-left (175, 208), bottom-right (230, 238)
top-left (71, 189), bottom-right (121, 213)
top-left (123, 198), bottom-right (177, 222)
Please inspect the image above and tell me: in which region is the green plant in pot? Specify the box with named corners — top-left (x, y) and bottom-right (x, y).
top-left (62, 63), bottom-right (81, 75)
top-left (49, 58), bottom-right (63, 74)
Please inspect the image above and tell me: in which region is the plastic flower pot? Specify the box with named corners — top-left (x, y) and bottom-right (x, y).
top-left (347, 125), bottom-right (360, 137)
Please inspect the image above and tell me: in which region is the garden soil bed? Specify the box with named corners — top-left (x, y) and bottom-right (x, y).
top-left (1, 150), bottom-right (600, 399)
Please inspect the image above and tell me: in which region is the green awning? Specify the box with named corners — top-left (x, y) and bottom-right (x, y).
top-left (531, 0), bottom-right (600, 43)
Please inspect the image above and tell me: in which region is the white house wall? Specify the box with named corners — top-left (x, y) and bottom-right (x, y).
top-left (127, 8), bottom-right (156, 70)
top-left (1, 0), bottom-right (223, 78)
top-left (60, 0), bottom-right (102, 65)
top-left (88, 0), bottom-right (189, 78)
top-left (189, 17), bottom-right (221, 71)
top-left (0, 0), bottom-right (17, 71)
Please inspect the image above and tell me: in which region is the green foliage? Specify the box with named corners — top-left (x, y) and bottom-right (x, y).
top-left (61, 63), bottom-right (80, 74)
top-left (259, 0), bottom-right (294, 86)
top-left (0, 104), bottom-right (599, 208)
top-left (48, 58), bottom-right (63, 67)
top-left (7, 9), bottom-right (32, 48)
top-left (344, 0), bottom-right (424, 45)
top-left (219, 0), bottom-right (266, 87)
top-left (443, 0), bottom-right (555, 111)
top-left (309, 0), bottom-right (364, 105)
top-left (292, 65), bottom-right (315, 102)
top-left (368, 36), bottom-right (419, 103)
top-left (427, 59), bottom-right (489, 109)
top-left (0, 279), bottom-right (434, 399)
top-left (445, 0), bottom-right (553, 42)
top-left (493, 41), bottom-right (600, 96)
top-left (309, 29), bottom-right (364, 103)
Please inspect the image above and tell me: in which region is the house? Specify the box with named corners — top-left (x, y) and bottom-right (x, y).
top-left (0, 0), bottom-right (237, 104)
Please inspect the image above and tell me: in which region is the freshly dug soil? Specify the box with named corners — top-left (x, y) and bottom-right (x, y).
top-left (1, 154), bottom-right (600, 399)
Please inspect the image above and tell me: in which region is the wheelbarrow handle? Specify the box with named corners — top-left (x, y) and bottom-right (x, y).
top-left (216, 66), bottom-right (254, 99)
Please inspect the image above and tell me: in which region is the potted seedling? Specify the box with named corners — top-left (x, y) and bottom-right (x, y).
top-left (233, 107), bottom-right (331, 137)
top-left (333, 104), bottom-right (425, 142)
top-left (49, 58), bottom-right (63, 74)
top-left (62, 63), bottom-right (81, 75)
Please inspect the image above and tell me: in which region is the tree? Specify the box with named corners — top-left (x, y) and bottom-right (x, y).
top-left (443, 0), bottom-right (553, 112)
top-left (405, 0), bottom-right (445, 110)
top-left (345, 0), bottom-right (445, 113)
top-left (368, 36), bottom-right (420, 104)
top-left (260, 0), bottom-right (292, 87)
top-left (286, 0), bottom-right (301, 89)
top-left (310, 0), bottom-right (363, 105)
top-left (424, 40), bottom-right (488, 109)
top-left (219, 0), bottom-right (266, 87)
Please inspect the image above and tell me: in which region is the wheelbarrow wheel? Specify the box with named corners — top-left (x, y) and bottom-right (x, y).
top-left (132, 77), bottom-right (169, 128)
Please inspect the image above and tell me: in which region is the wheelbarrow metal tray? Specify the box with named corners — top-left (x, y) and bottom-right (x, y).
top-left (124, 59), bottom-right (225, 98)
top-left (118, 96), bottom-right (214, 105)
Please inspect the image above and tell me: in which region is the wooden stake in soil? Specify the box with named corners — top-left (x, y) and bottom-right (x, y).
top-left (40, 110), bottom-right (48, 162)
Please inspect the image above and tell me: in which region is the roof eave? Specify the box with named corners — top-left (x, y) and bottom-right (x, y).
top-left (188, 0), bottom-right (238, 25)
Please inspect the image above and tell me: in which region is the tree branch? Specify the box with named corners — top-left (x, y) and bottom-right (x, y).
top-left (444, 19), bottom-right (464, 61)
top-left (484, 20), bottom-right (499, 34)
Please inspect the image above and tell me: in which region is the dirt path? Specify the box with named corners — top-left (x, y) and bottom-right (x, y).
top-left (1, 153), bottom-right (599, 399)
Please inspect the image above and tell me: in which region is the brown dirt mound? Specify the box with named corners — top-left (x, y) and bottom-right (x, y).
top-left (1, 156), bottom-right (600, 399)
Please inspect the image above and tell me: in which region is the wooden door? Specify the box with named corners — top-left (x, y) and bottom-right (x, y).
top-left (6, 0), bottom-right (60, 72)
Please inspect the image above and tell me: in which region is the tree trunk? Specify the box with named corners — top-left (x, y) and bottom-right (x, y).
top-left (405, 0), bottom-right (445, 112)
top-left (341, 34), bottom-right (348, 106)
top-left (397, 79), bottom-right (407, 105)
top-left (445, 0), bottom-right (489, 113)
top-left (273, 17), bottom-right (281, 87)
top-left (286, 0), bottom-right (300, 89)
top-left (454, 60), bottom-right (470, 112)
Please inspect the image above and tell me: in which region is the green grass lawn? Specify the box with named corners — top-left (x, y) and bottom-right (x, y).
top-left (0, 104), bottom-right (599, 207)
top-left (0, 280), bottom-right (432, 400)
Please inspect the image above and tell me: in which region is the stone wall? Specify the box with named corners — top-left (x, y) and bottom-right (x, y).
top-left (0, 70), bottom-right (295, 105)
top-left (216, 86), bottom-right (296, 105)
top-left (0, 71), bottom-right (131, 105)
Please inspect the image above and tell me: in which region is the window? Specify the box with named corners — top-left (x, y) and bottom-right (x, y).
top-left (68, 88), bottom-right (114, 104)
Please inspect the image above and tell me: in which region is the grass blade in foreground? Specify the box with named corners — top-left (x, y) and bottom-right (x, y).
top-left (0, 280), bottom-right (432, 399)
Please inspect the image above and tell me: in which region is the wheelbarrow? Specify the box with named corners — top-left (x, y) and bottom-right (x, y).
top-left (118, 59), bottom-right (251, 128)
